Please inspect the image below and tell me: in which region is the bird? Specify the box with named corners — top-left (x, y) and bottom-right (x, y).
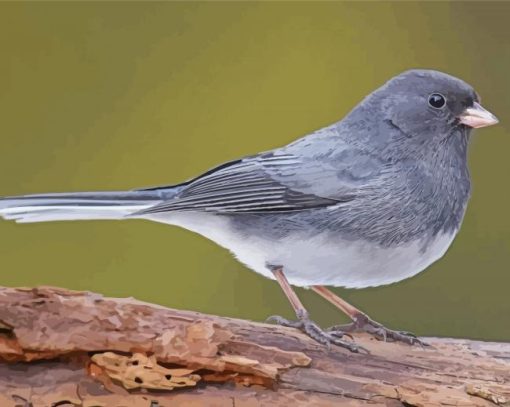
top-left (0, 69), bottom-right (499, 352)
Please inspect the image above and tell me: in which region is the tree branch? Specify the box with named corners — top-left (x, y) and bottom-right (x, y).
top-left (0, 286), bottom-right (508, 406)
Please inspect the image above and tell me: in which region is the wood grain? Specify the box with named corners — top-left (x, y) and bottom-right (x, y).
top-left (0, 286), bottom-right (508, 406)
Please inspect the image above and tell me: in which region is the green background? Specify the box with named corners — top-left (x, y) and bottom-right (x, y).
top-left (0, 2), bottom-right (508, 341)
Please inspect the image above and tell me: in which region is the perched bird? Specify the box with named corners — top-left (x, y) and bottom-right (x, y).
top-left (0, 69), bottom-right (499, 352)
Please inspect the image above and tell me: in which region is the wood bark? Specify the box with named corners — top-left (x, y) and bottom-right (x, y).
top-left (0, 286), bottom-right (508, 406)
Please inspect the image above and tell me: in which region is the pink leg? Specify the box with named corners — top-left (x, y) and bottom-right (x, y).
top-left (311, 285), bottom-right (425, 346)
top-left (267, 266), bottom-right (364, 353)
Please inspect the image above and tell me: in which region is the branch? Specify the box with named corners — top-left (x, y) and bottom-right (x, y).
top-left (0, 286), bottom-right (508, 406)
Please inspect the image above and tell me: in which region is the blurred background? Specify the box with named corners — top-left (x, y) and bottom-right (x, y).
top-left (0, 2), bottom-right (508, 341)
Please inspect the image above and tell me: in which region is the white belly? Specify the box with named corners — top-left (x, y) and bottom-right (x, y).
top-left (145, 212), bottom-right (457, 289)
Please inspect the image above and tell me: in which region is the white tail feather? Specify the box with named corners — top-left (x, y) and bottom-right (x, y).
top-left (0, 204), bottom-right (154, 223)
top-left (0, 191), bottom-right (163, 223)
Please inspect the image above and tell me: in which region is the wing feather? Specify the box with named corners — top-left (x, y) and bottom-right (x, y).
top-left (136, 153), bottom-right (348, 214)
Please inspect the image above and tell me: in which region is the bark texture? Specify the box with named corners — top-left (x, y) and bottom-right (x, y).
top-left (0, 286), bottom-right (508, 406)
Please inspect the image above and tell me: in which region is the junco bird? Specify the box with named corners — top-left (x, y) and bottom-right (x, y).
top-left (0, 69), bottom-right (499, 352)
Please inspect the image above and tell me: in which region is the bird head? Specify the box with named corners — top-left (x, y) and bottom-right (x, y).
top-left (369, 69), bottom-right (498, 146)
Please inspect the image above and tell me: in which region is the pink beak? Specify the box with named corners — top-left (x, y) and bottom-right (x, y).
top-left (459, 102), bottom-right (499, 129)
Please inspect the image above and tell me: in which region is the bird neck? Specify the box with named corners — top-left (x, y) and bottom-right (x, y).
top-left (395, 131), bottom-right (472, 238)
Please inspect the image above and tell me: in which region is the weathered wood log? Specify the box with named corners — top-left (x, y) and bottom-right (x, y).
top-left (0, 286), bottom-right (508, 406)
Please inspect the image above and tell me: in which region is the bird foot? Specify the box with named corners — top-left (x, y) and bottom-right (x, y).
top-left (266, 311), bottom-right (368, 353)
top-left (327, 313), bottom-right (428, 347)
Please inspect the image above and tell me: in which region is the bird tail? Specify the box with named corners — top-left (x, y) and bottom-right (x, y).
top-left (0, 190), bottom-right (164, 223)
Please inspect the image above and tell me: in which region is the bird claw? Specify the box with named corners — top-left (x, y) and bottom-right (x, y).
top-left (265, 315), bottom-right (302, 329)
top-left (267, 313), bottom-right (368, 354)
top-left (327, 313), bottom-right (429, 347)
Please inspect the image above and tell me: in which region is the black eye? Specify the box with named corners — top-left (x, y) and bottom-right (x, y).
top-left (428, 93), bottom-right (446, 109)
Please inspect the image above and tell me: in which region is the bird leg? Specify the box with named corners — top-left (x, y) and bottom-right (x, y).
top-left (310, 285), bottom-right (427, 346)
top-left (266, 266), bottom-right (365, 353)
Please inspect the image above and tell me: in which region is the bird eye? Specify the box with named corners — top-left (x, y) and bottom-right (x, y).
top-left (428, 93), bottom-right (446, 109)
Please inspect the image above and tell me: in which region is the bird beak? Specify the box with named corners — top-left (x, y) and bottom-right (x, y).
top-left (458, 102), bottom-right (499, 129)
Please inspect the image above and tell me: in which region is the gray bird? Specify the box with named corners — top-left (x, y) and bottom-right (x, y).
top-left (0, 69), bottom-right (499, 352)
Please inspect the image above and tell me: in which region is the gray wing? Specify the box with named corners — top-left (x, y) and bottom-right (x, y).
top-left (136, 153), bottom-right (347, 214)
top-left (137, 125), bottom-right (386, 215)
